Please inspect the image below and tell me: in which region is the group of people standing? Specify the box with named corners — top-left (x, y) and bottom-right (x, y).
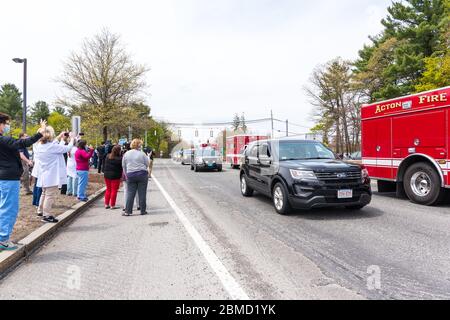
top-left (103, 139), bottom-right (154, 216)
top-left (0, 110), bottom-right (155, 251)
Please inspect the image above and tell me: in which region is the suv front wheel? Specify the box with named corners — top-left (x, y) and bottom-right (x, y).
top-left (240, 174), bottom-right (254, 197)
top-left (272, 183), bottom-right (291, 215)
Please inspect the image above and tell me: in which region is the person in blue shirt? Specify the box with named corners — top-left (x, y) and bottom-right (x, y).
top-left (0, 114), bottom-right (46, 251)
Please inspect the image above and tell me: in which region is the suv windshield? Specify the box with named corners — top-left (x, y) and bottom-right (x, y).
top-left (277, 142), bottom-right (335, 161)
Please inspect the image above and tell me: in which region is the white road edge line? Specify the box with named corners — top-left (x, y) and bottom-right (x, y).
top-left (152, 174), bottom-right (250, 300)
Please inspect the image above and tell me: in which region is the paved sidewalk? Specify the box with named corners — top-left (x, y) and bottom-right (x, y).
top-left (0, 180), bottom-right (228, 300)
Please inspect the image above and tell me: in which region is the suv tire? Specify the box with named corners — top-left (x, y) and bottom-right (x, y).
top-left (194, 165), bottom-right (199, 172)
top-left (403, 162), bottom-right (444, 206)
top-left (217, 165), bottom-right (223, 172)
top-left (240, 174), bottom-right (254, 197)
top-left (272, 182), bottom-right (291, 215)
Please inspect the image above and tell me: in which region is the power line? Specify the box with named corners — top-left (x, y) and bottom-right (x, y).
top-left (163, 118), bottom-right (275, 127)
top-left (156, 116), bottom-right (312, 130)
top-left (272, 119), bottom-right (310, 129)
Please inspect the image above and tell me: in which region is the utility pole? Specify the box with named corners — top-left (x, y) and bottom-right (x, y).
top-left (271, 110), bottom-right (274, 139)
top-left (128, 125), bottom-right (132, 142)
top-left (223, 129), bottom-right (227, 162)
top-left (22, 59), bottom-right (27, 133)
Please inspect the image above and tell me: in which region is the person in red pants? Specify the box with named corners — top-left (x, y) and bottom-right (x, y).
top-left (103, 145), bottom-right (123, 209)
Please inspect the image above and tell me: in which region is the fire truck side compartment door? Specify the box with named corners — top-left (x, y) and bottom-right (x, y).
top-left (362, 120), bottom-right (378, 177)
top-left (362, 118), bottom-right (392, 179)
top-left (393, 110), bottom-right (446, 159)
top-left (376, 118), bottom-right (393, 179)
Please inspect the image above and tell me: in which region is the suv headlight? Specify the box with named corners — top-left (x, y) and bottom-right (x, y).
top-left (290, 169), bottom-right (317, 180)
top-left (361, 167), bottom-right (369, 183)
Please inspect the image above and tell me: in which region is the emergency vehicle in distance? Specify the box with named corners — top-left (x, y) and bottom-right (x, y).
top-left (191, 143), bottom-right (223, 172)
top-left (226, 135), bottom-right (268, 169)
top-left (361, 86), bottom-right (450, 206)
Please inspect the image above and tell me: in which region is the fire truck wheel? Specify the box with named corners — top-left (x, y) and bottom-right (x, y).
top-left (404, 162), bottom-right (444, 206)
top-left (240, 174), bottom-right (254, 197)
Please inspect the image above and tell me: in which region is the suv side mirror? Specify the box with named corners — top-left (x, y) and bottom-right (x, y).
top-left (258, 156), bottom-right (272, 166)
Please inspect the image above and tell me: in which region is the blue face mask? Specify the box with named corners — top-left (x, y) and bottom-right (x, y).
top-left (3, 125), bottom-right (11, 135)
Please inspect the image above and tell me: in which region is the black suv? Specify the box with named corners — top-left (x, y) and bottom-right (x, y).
top-left (240, 139), bottom-right (372, 214)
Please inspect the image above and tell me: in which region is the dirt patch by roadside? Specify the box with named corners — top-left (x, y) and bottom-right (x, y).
top-left (11, 171), bottom-right (105, 243)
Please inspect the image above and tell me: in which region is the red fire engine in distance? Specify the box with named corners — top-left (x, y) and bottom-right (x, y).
top-left (226, 135), bottom-right (268, 169)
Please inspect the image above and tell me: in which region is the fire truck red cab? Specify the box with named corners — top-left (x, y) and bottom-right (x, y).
top-left (226, 135), bottom-right (268, 169)
top-left (361, 86), bottom-right (450, 205)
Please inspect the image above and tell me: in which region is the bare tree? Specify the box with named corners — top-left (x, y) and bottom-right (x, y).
top-left (58, 29), bottom-right (149, 141)
top-left (305, 58), bottom-right (362, 154)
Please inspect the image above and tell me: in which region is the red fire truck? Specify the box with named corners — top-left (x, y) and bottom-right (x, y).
top-left (361, 86), bottom-right (450, 205)
top-left (226, 135), bottom-right (267, 169)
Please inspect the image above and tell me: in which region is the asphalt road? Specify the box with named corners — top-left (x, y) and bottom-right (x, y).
top-left (154, 159), bottom-right (450, 300)
top-left (1, 159), bottom-right (449, 299)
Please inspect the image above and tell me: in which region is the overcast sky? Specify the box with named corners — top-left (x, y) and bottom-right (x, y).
top-left (0, 0), bottom-right (392, 134)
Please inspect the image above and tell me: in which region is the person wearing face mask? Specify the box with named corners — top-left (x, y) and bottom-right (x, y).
top-left (0, 113), bottom-right (46, 251)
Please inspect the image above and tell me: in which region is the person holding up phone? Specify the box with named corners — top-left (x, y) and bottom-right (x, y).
top-left (33, 129), bottom-right (75, 223)
top-left (0, 116), bottom-right (45, 251)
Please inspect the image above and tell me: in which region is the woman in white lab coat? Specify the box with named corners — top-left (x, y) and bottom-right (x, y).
top-left (66, 142), bottom-right (79, 197)
top-left (33, 127), bottom-right (75, 223)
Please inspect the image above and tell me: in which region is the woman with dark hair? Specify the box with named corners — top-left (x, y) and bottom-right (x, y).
top-left (103, 145), bottom-right (123, 209)
top-left (0, 115), bottom-right (45, 251)
top-left (75, 140), bottom-right (94, 202)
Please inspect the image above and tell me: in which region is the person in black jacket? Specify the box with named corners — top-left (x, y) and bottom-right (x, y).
top-left (103, 145), bottom-right (123, 210)
top-left (97, 142), bottom-right (106, 174)
top-left (0, 114), bottom-right (45, 251)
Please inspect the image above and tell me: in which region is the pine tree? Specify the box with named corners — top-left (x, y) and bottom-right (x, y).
top-left (232, 113), bottom-right (241, 132)
top-left (30, 101), bottom-right (50, 124)
top-left (0, 83), bottom-right (22, 121)
top-left (53, 106), bottom-right (67, 116)
top-left (240, 113), bottom-right (247, 133)
top-left (354, 0), bottom-right (448, 99)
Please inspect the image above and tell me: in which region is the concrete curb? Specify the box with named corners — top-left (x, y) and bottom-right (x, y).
top-left (0, 187), bottom-right (106, 279)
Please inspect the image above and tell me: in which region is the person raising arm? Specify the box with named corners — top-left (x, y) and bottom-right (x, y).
top-left (0, 116), bottom-right (46, 251)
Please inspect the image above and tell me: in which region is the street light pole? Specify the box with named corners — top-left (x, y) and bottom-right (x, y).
top-left (13, 58), bottom-right (27, 133)
top-left (23, 59), bottom-right (27, 133)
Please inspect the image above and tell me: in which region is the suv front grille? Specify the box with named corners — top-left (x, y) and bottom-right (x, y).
top-left (315, 171), bottom-right (361, 181)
